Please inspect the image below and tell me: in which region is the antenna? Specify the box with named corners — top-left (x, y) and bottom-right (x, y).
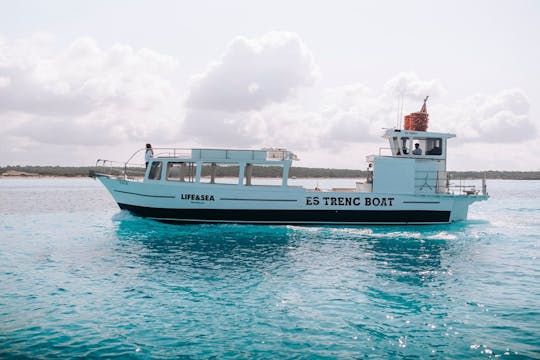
top-left (395, 93), bottom-right (405, 129)
top-left (420, 95), bottom-right (429, 112)
top-left (395, 92), bottom-right (407, 129)
top-left (395, 97), bottom-right (400, 129)
top-left (400, 94), bottom-right (404, 127)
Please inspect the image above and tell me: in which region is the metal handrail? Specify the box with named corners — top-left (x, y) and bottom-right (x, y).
top-left (447, 172), bottom-right (488, 196)
top-left (414, 170), bottom-right (447, 193)
top-left (94, 158), bottom-right (146, 180)
top-left (125, 147), bottom-right (295, 162)
top-left (413, 170), bottom-right (488, 195)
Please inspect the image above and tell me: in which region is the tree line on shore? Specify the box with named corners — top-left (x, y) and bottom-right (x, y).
top-left (1, 165), bottom-right (540, 180)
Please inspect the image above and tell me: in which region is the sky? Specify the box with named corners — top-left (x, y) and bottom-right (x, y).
top-left (1, 0), bottom-right (539, 170)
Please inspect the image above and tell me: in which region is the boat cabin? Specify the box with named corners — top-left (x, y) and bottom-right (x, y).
top-left (365, 129), bottom-right (456, 195)
top-left (146, 148), bottom-right (296, 187)
top-left (385, 129), bottom-right (454, 158)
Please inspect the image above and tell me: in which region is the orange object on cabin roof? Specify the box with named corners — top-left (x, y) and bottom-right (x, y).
top-left (404, 96), bottom-right (429, 131)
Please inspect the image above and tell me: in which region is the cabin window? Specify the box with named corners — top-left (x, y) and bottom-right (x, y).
top-left (391, 137), bottom-right (400, 155)
top-left (245, 164), bottom-right (284, 186)
top-left (200, 163), bottom-right (239, 184)
top-left (425, 138), bottom-right (443, 156)
top-left (166, 162), bottom-right (196, 182)
top-left (400, 137), bottom-right (410, 155)
top-left (148, 161), bottom-right (162, 180)
top-left (410, 137), bottom-right (443, 156)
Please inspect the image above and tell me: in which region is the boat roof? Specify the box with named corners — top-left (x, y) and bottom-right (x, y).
top-left (153, 147), bottom-right (297, 163)
top-left (382, 128), bottom-right (456, 139)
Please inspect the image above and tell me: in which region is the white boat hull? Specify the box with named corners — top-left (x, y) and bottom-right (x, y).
top-left (96, 175), bottom-right (485, 225)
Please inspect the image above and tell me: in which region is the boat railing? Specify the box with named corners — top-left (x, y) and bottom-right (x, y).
top-left (414, 171), bottom-right (488, 195)
top-left (414, 170), bottom-right (448, 194)
top-left (447, 172), bottom-right (488, 196)
top-left (94, 159), bottom-right (146, 181)
top-left (192, 148), bottom-right (296, 161)
top-left (110, 147), bottom-right (193, 180)
top-left (153, 148), bottom-right (192, 158)
top-left (122, 147), bottom-right (192, 164)
top-left (125, 147), bottom-right (296, 162)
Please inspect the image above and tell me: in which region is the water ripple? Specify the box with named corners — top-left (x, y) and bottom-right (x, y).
top-left (1, 179), bottom-right (539, 358)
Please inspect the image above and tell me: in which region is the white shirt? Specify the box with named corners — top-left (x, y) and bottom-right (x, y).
top-left (145, 148), bottom-right (154, 162)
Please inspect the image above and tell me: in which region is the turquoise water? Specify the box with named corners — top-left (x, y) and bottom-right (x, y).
top-left (1, 178), bottom-right (539, 359)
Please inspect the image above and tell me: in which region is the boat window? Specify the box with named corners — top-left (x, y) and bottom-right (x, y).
top-left (392, 137), bottom-right (400, 155)
top-left (401, 137), bottom-right (410, 155)
top-left (410, 137), bottom-right (443, 156)
top-left (148, 161), bottom-right (162, 180)
top-left (411, 138), bottom-right (427, 155)
top-left (200, 163), bottom-right (239, 184)
top-left (425, 138), bottom-right (443, 156)
top-left (167, 162), bottom-right (196, 182)
top-left (245, 164), bottom-right (284, 186)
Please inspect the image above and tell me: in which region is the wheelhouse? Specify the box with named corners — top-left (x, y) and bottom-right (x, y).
top-left (384, 129), bottom-right (455, 159)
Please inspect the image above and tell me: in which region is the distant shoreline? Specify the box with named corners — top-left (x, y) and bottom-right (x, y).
top-left (1, 166), bottom-right (540, 180)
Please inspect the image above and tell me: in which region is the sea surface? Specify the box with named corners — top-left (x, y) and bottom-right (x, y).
top-left (0, 178), bottom-right (539, 359)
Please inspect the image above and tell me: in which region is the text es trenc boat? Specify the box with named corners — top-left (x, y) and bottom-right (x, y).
top-left (90, 101), bottom-right (488, 225)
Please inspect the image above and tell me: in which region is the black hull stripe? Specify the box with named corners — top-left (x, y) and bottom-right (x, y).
top-left (117, 204), bottom-right (451, 224)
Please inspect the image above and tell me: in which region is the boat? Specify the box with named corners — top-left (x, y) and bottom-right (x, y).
top-left (90, 100), bottom-right (488, 225)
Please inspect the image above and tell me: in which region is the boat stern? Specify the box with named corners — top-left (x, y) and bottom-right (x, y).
top-left (450, 194), bottom-right (489, 222)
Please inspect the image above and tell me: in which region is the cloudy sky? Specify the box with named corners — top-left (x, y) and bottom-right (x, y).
top-left (1, 0), bottom-right (538, 170)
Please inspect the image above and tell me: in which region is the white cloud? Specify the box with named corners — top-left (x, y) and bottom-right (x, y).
top-left (1, 31), bottom-right (536, 170)
top-left (383, 72), bottom-right (446, 100)
top-left (319, 76), bottom-right (535, 149)
top-left (252, 103), bottom-right (322, 150)
top-left (183, 103), bottom-right (322, 150)
top-left (182, 109), bottom-right (259, 147)
top-left (430, 89), bottom-right (536, 143)
top-left (182, 53), bottom-right (536, 160)
top-left (185, 31), bottom-right (318, 112)
top-left (182, 31), bottom-right (320, 149)
top-left (320, 73), bottom-right (447, 147)
top-left (0, 76), bottom-right (10, 88)
top-left (320, 84), bottom-right (386, 145)
top-left (182, 39), bottom-right (452, 152)
top-left (0, 34), bottom-right (181, 147)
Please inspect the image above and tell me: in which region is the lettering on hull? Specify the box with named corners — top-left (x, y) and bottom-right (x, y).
top-left (305, 196), bottom-right (395, 207)
top-left (180, 194), bottom-right (215, 201)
